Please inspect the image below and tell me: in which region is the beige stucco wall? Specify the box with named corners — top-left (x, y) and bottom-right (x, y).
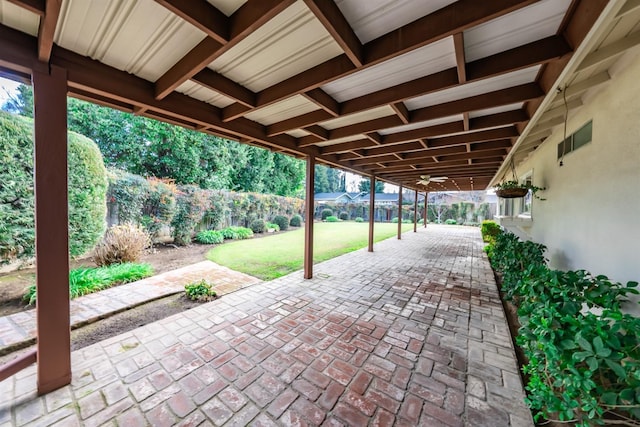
top-left (500, 50), bottom-right (640, 313)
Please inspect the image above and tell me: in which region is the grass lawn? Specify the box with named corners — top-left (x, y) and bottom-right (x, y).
top-left (207, 221), bottom-right (414, 280)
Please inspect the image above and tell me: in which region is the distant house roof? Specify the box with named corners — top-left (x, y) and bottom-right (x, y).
top-left (314, 192), bottom-right (363, 202)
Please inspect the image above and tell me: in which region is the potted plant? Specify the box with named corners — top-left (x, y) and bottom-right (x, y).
top-left (494, 180), bottom-right (546, 200)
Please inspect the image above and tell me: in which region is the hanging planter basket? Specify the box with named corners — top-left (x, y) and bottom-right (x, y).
top-left (495, 187), bottom-right (529, 198)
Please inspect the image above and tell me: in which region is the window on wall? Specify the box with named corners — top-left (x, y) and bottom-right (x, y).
top-left (557, 120), bottom-right (592, 159)
top-left (520, 172), bottom-right (533, 216)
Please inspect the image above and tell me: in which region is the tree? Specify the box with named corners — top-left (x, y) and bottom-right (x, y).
top-left (2, 84), bottom-right (306, 196)
top-left (358, 178), bottom-right (385, 193)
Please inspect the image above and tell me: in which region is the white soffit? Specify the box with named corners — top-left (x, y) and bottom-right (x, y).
top-left (321, 135), bottom-right (367, 145)
top-left (335, 0), bottom-right (456, 44)
top-left (469, 103), bottom-right (524, 119)
top-left (56, 0), bottom-right (205, 82)
top-left (319, 105), bottom-right (395, 130)
top-left (464, 0), bottom-right (571, 62)
top-left (405, 65), bottom-right (541, 110)
top-left (379, 115), bottom-right (463, 135)
top-left (210, 1), bottom-right (343, 92)
top-left (244, 95), bottom-right (319, 126)
top-left (175, 81), bottom-right (235, 108)
top-left (0, 0), bottom-right (39, 36)
top-left (205, 0), bottom-right (246, 16)
top-left (321, 37), bottom-right (457, 102)
top-left (286, 129), bottom-right (310, 138)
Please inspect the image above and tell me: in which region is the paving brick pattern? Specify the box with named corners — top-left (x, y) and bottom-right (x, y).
top-left (0, 261), bottom-right (262, 354)
top-left (0, 225), bottom-right (533, 426)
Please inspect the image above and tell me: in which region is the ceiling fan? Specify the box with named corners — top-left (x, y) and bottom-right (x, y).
top-left (416, 175), bottom-right (447, 186)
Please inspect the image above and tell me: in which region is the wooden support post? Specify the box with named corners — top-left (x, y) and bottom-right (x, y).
top-left (397, 185), bottom-right (403, 240)
top-left (424, 192), bottom-right (428, 228)
top-left (413, 190), bottom-right (418, 232)
top-left (368, 176), bottom-right (375, 252)
top-left (304, 156), bottom-right (315, 279)
top-left (32, 65), bottom-right (71, 395)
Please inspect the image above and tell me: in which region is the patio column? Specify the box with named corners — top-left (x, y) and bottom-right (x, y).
top-left (397, 185), bottom-right (403, 240)
top-left (32, 64), bottom-right (71, 394)
top-left (368, 176), bottom-right (375, 252)
top-left (413, 190), bottom-right (418, 232)
top-left (304, 155), bottom-right (315, 279)
top-left (424, 192), bottom-right (428, 228)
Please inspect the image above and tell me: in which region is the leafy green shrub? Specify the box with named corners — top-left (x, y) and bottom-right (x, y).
top-left (171, 185), bottom-right (210, 245)
top-left (184, 279), bottom-right (217, 301)
top-left (0, 112), bottom-right (108, 264)
top-left (24, 263), bottom-right (153, 304)
top-left (266, 222), bottom-right (280, 232)
top-left (195, 230), bottom-right (224, 244)
top-left (321, 208), bottom-right (333, 220)
top-left (391, 217), bottom-right (398, 223)
top-left (67, 133), bottom-right (109, 257)
top-left (107, 169), bottom-right (149, 225)
top-left (92, 224), bottom-right (151, 266)
top-left (490, 232), bottom-right (640, 425)
top-left (203, 190), bottom-right (226, 230)
top-left (141, 178), bottom-right (177, 239)
top-left (445, 219), bottom-right (457, 225)
top-left (289, 214), bottom-right (302, 227)
top-left (326, 216), bottom-right (339, 222)
top-left (355, 217), bottom-right (364, 223)
top-left (249, 219), bottom-right (266, 233)
top-left (220, 226), bottom-right (253, 240)
top-left (272, 215), bottom-right (289, 231)
top-left (339, 211), bottom-right (349, 221)
top-left (480, 220), bottom-right (501, 243)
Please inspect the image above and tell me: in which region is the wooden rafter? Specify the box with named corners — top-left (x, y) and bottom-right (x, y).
top-left (5, 0), bottom-right (44, 16)
top-left (390, 102), bottom-right (410, 124)
top-left (191, 69), bottom-right (256, 107)
top-left (153, 0), bottom-right (228, 43)
top-left (221, 0), bottom-right (537, 120)
top-left (38, 0), bottom-right (62, 62)
top-left (303, 0), bottom-right (363, 66)
top-left (154, 0), bottom-right (294, 100)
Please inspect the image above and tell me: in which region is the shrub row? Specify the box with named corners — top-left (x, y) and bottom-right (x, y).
top-left (108, 169), bottom-right (305, 245)
top-left (487, 230), bottom-right (640, 426)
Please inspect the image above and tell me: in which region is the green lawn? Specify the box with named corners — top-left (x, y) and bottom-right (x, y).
top-left (207, 221), bottom-right (413, 280)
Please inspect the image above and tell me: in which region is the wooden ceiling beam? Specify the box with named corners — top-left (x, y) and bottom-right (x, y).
top-left (269, 110), bottom-right (333, 136)
top-left (155, 0), bottom-right (294, 100)
top-left (303, 0), bottom-right (363, 67)
top-left (222, 0), bottom-right (536, 119)
top-left (38, 0), bottom-right (62, 62)
top-left (305, 125), bottom-right (330, 140)
top-left (426, 127), bottom-right (518, 148)
top-left (329, 115), bottom-right (404, 140)
top-left (321, 139), bottom-right (373, 154)
top-left (365, 0), bottom-right (536, 65)
top-left (302, 89), bottom-right (340, 117)
top-left (390, 102), bottom-right (410, 124)
top-left (412, 83), bottom-right (543, 123)
top-left (191, 68), bottom-right (256, 107)
top-left (5, 0), bottom-right (44, 16)
top-left (379, 164), bottom-right (501, 179)
top-left (153, 0), bottom-right (229, 43)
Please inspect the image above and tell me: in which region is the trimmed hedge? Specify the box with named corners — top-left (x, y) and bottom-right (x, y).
top-left (0, 112), bottom-right (107, 264)
top-left (272, 215), bottom-right (289, 231)
top-left (289, 214), bottom-right (302, 227)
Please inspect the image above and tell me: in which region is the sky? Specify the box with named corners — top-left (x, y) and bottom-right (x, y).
top-left (0, 76), bottom-right (20, 106)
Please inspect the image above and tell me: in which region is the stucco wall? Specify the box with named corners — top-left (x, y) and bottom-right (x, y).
top-left (501, 50), bottom-right (640, 313)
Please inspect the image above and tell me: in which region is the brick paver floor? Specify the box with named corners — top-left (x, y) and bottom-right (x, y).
top-left (0, 261), bottom-right (262, 355)
top-left (0, 225), bottom-right (533, 426)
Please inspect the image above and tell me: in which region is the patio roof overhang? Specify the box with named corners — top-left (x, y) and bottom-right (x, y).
top-left (0, 0), bottom-right (609, 192)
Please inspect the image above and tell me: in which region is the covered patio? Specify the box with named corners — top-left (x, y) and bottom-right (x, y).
top-left (0, 226), bottom-right (531, 426)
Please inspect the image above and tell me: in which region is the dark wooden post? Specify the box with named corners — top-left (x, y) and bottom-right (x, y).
top-left (424, 192), bottom-right (428, 228)
top-left (368, 176), bottom-right (375, 252)
top-left (413, 190), bottom-right (418, 232)
top-left (32, 65), bottom-right (71, 394)
top-left (304, 156), bottom-right (315, 279)
top-left (397, 185), bottom-right (403, 240)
